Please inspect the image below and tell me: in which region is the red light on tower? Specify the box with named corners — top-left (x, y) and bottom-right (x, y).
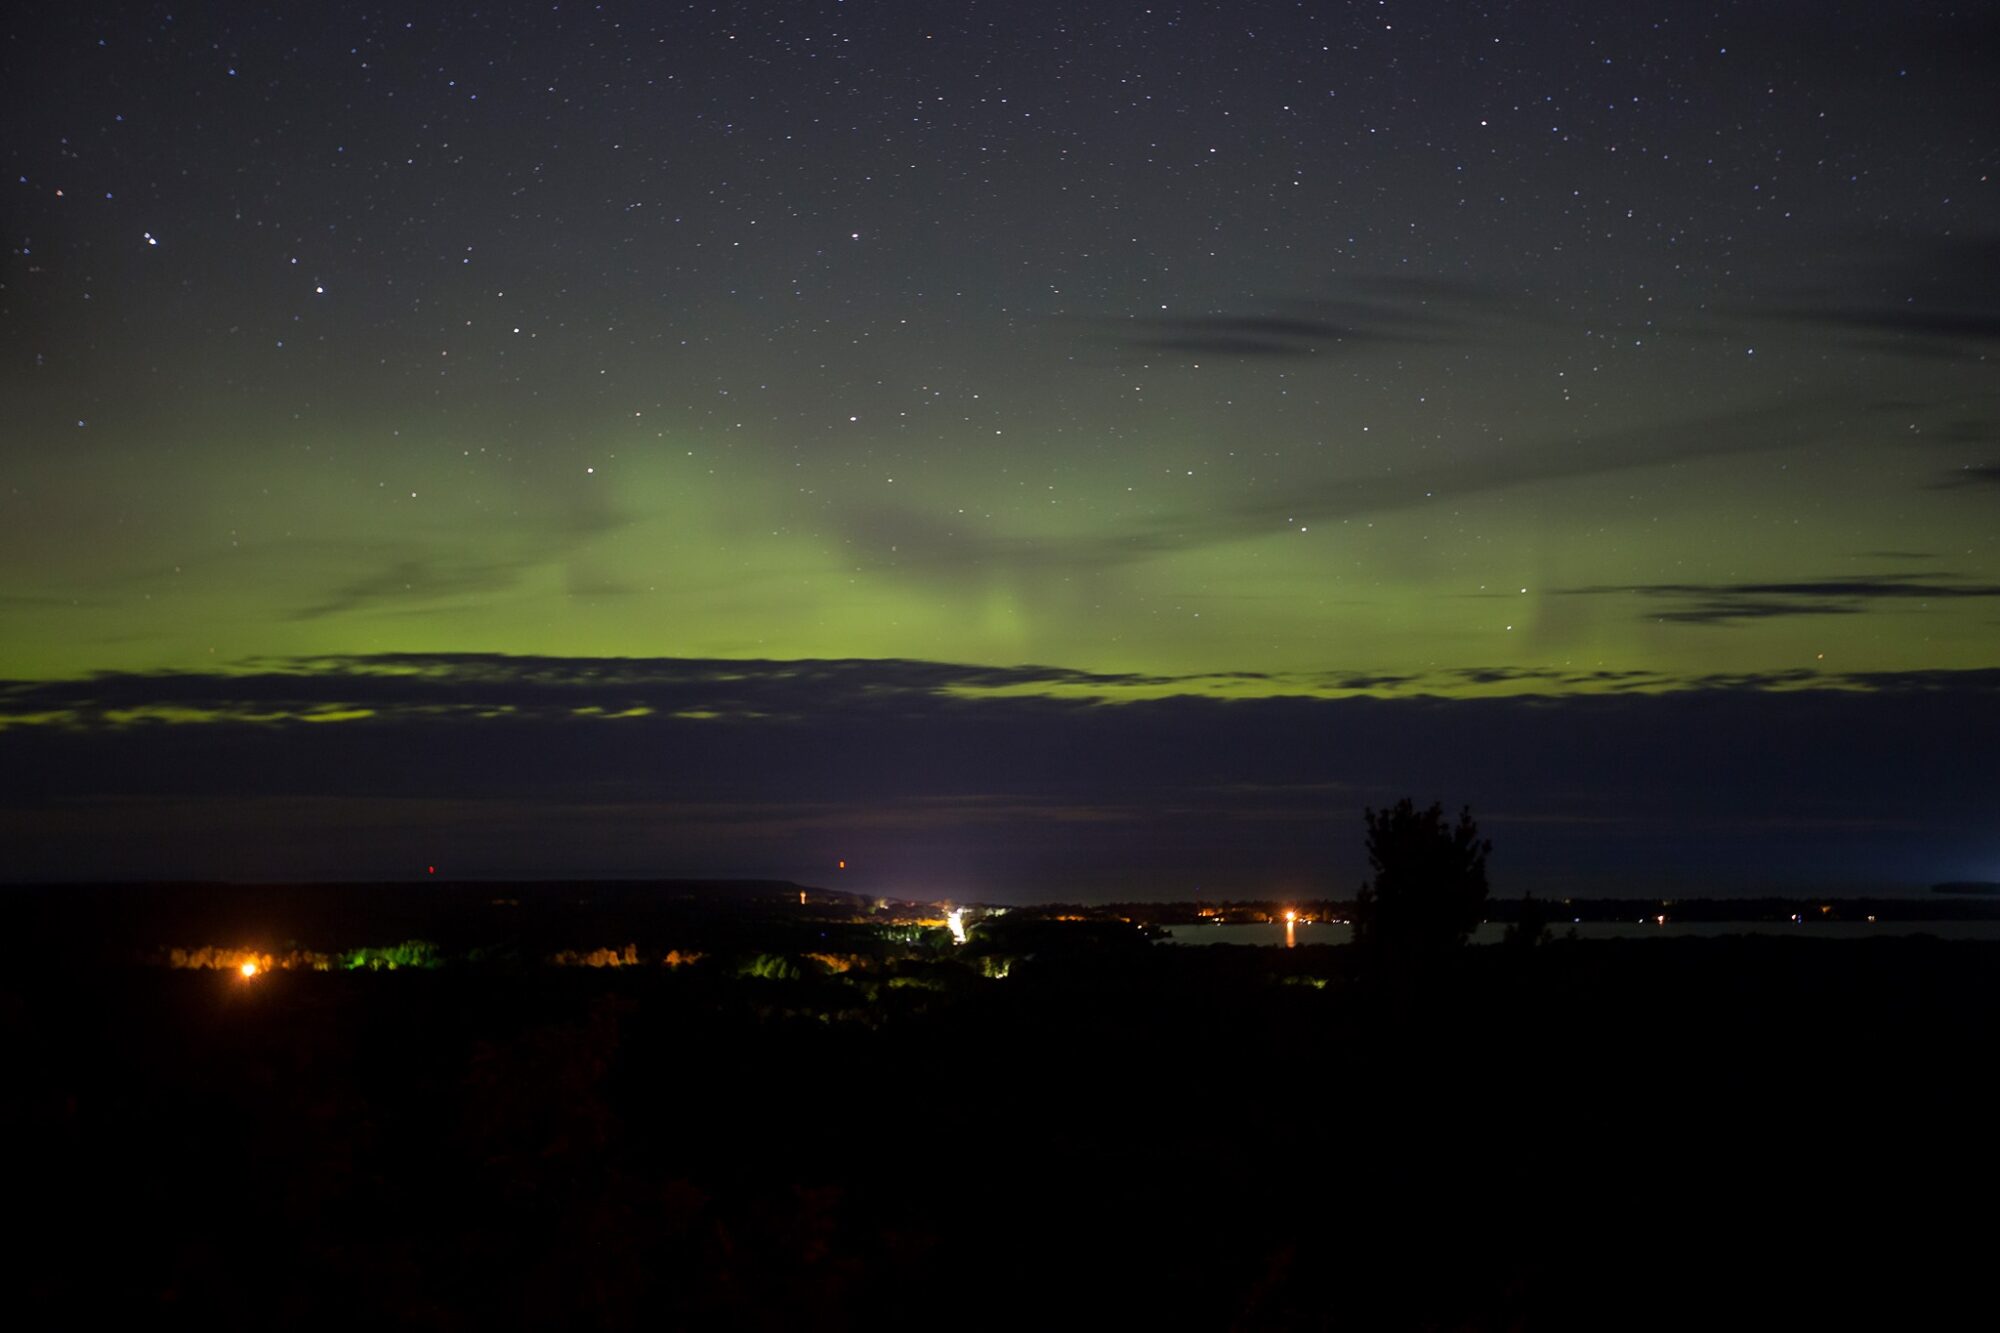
top-left (428, 865), bottom-right (436, 875)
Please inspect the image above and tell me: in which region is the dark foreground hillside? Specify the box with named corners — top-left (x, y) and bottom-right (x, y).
top-left (6, 932), bottom-right (1994, 1329)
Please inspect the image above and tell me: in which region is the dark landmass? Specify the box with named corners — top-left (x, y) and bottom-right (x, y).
top-left (6, 881), bottom-right (1995, 1328)
top-left (1041, 893), bottom-right (2000, 926)
top-left (14, 880), bottom-right (2000, 968)
top-left (5, 879), bottom-right (910, 967)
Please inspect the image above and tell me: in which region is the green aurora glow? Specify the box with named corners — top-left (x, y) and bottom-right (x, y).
top-left (4, 4), bottom-right (1995, 698)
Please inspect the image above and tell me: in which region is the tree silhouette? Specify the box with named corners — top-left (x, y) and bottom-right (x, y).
top-left (1502, 892), bottom-right (1550, 951)
top-left (1352, 799), bottom-right (1491, 957)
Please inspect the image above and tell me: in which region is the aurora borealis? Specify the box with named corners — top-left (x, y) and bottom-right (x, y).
top-left (4, 3), bottom-right (1996, 895)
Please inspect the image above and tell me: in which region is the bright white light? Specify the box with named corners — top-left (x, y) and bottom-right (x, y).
top-left (946, 907), bottom-right (968, 946)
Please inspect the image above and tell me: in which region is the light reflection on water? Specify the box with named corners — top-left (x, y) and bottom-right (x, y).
top-left (1158, 920), bottom-right (2000, 947)
top-left (1163, 922), bottom-right (1351, 947)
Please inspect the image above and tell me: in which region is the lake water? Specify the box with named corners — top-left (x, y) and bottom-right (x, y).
top-left (1157, 919), bottom-right (2000, 947)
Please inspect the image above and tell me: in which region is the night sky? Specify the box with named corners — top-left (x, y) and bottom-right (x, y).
top-left (4, 2), bottom-right (1996, 898)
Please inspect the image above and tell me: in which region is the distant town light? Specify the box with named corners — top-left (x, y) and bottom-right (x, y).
top-left (238, 961), bottom-right (259, 979)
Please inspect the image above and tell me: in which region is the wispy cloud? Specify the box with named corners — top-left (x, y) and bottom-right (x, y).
top-left (1562, 572), bottom-right (2000, 625)
top-left (273, 498), bottom-right (631, 621)
top-left (1098, 309), bottom-right (1442, 359)
top-left (287, 553), bottom-right (540, 621)
top-left (1933, 463), bottom-right (2000, 490)
top-left (836, 397), bottom-right (1860, 582)
top-left (1753, 233), bottom-right (2000, 361)
top-left (1082, 276), bottom-right (1522, 362)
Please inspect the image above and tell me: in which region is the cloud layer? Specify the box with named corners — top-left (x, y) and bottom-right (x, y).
top-left (6, 654), bottom-right (1995, 898)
